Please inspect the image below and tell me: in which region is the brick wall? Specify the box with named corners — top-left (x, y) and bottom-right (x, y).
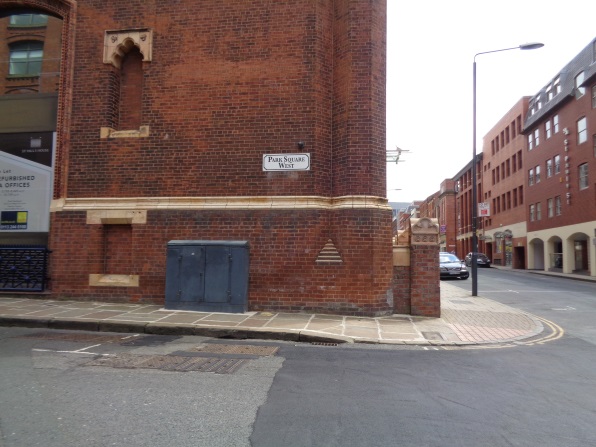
top-left (49, 207), bottom-right (395, 315)
top-left (11, 0), bottom-right (398, 316)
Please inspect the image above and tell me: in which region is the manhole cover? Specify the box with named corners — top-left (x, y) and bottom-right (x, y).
top-left (84, 354), bottom-right (247, 374)
top-left (194, 344), bottom-right (279, 356)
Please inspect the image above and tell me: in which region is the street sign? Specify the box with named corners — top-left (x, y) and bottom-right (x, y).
top-left (478, 202), bottom-right (490, 217)
top-left (263, 153), bottom-right (310, 171)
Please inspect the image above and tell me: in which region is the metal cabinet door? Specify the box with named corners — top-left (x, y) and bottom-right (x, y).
top-left (165, 245), bottom-right (206, 305)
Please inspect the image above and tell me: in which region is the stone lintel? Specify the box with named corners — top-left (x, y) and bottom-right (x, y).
top-left (89, 274), bottom-right (139, 287)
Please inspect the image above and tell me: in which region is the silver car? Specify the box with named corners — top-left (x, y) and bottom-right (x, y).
top-left (439, 252), bottom-right (469, 280)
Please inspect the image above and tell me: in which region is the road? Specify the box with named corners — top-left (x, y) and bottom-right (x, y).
top-left (0, 269), bottom-right (595, 447)
top-left (446, 268), bottom-right (596, 344)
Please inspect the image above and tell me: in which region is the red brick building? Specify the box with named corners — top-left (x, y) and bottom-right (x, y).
top-left (418, 180), bottom-right (457, 254)
top-left (523, 39), bottom-right (596, 276)
top-left (480, 98), bottom-right (529, 268)
top-left (0, 0), bottom-right (402, 315)
top-left (454, 155), bottom-right (483, 259)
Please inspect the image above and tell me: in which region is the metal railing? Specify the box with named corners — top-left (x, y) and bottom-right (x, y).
top-left (0, 245), bottom-right (50, 292)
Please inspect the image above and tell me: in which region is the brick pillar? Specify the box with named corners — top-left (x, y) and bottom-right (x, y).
top-left (392, 230), bottom-right (411, 314)
top-left (409, 218), bottom-right (440, 317)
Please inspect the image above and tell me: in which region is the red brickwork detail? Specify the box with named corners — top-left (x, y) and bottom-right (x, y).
top-left (392, 266), bottom-right (411, 314)
top-left (49, 208), bottom-right (394, 316)
top-left (118, 49), bottom-right (143, 130)
top-left (409, 244), bottom-right (440, 317)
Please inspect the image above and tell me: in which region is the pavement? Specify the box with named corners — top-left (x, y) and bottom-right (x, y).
top-left (0, 280), bottom-right (554, 347)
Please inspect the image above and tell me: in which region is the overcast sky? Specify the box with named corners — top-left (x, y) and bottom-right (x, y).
top-left (386, 0), bottom-right (596, 204)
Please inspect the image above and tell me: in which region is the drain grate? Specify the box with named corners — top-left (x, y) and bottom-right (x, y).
top-left (193, 344), bottom-right (279, 356)
top-left (310, 342), bottom-right (339, 347)
top-left (84, 354), bottom-right (247, 374)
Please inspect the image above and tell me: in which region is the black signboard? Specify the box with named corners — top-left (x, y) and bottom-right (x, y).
top-left (0, 132), bottom-right (53, 167)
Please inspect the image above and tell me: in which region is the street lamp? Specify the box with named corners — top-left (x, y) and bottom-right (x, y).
top-left (472, 42), bottom-right (543, 296)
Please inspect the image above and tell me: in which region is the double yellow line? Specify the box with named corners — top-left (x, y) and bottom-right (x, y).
top-left (518, 316), bottom-right (565, 346)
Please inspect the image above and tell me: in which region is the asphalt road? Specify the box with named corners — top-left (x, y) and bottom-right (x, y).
top-left (1, 269), bottom-right (595, 447)
top-left (445, 268), bottom-right (596, 344)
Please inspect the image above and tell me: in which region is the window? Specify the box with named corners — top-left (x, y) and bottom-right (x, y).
top-left (547, 198), bottom-right (554, 218)
top-left (534, 129), bottom-right (540, 147)
top-left (593, 85), bottom-right (596, 109)
top-left (546, 120), bottom-right (552, 139)
top-left (9, 41), bottom-right (43, 76)
top-left (546, 159), bottom-right (553, 178)
top-left (546, 84), bottom-right (553, 102)
top-left (579, 163), bottom-right (589, 190)
top-left (554, 77), bottom-right (561, 95)
top-left (529, 168), bottom-right (534, 186)
top-left (530, 204), bottom-right (535, 222)
top-left (594, 134), bottom-right (596, 158)
top-left (528, 133), bottom-right (533, 150)
top-left (513, 188), bottom-right (518, 207)
top-left (518, 150), bottom-right (523, 170)
top-left (575, 71), bottom-right (585, 97)
top-left (554, 155), bottom-right (561, 174)
top-left (536, 202), bottom-right (542, 221)
top-left (9, 14), bottom-right (48, 26)
top-left (555, 196), bottom-right (561, 215)
top-left (535, 165), bottom-right (541, 183)
top-left (578, 117), bottom-right (587, 144)
top-left (519, 185), bottom-right (524, 204)
top-left (554, 115), bottom-right (559, 133)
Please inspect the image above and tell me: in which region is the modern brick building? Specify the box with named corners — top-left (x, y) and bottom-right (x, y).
top-left (1, 0), bottom-right (411, 315)
top-left (453, 155), bottom-right (483, 259)
top-left (480, 98), bottom-right (529, 268)
top-left (523, 39), bottom-right (596, 276)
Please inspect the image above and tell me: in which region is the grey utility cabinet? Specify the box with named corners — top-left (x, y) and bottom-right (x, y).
top-left (165, 241), bottom-right (249, 313)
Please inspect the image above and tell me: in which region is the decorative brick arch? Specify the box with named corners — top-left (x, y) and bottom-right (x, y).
top-left (0, 0), bottom-right (76, 198)
top-left (103, 29), bottom-right (153, 69)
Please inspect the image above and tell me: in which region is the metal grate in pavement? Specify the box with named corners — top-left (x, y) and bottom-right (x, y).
top-left (193, 344), bottom-right (279, 356)
top-left (84, 354), bottom-right (247, 374)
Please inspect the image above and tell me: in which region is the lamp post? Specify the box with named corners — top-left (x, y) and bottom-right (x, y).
top-left (472, 42), bottom-right (543, 296)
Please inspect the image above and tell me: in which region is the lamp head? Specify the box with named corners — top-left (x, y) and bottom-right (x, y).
top-left (519, 42), bottom-right (544, 50)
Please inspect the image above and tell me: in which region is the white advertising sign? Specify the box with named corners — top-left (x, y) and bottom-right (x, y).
top-left (0, 152), bottom-right (52, 232)
top-left (263, 153), bottom-right (310, 171)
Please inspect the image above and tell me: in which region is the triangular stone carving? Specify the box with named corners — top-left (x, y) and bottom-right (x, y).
top-left (315, 239), bottom-right (343, 264)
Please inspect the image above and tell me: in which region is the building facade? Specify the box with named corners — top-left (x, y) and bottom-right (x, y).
top-left (0, 0), bottom-right (403, 315)
top-left (523, 39), bottom-right (596, 276)
top-left (481, 98), bottom-right (529, 268)
top-left (454, 155), bottom-right (483, 259)
top-left (418, 180), bottom-right (457, 253)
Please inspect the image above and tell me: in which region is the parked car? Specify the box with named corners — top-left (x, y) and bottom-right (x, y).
top-left (464, 252), bottom-right (491, 268)
top-left (439, 252), bottom-right (469, 280)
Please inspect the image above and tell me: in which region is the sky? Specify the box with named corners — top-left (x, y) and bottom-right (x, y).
top-left (386, 0), bottom-right (596, 204)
